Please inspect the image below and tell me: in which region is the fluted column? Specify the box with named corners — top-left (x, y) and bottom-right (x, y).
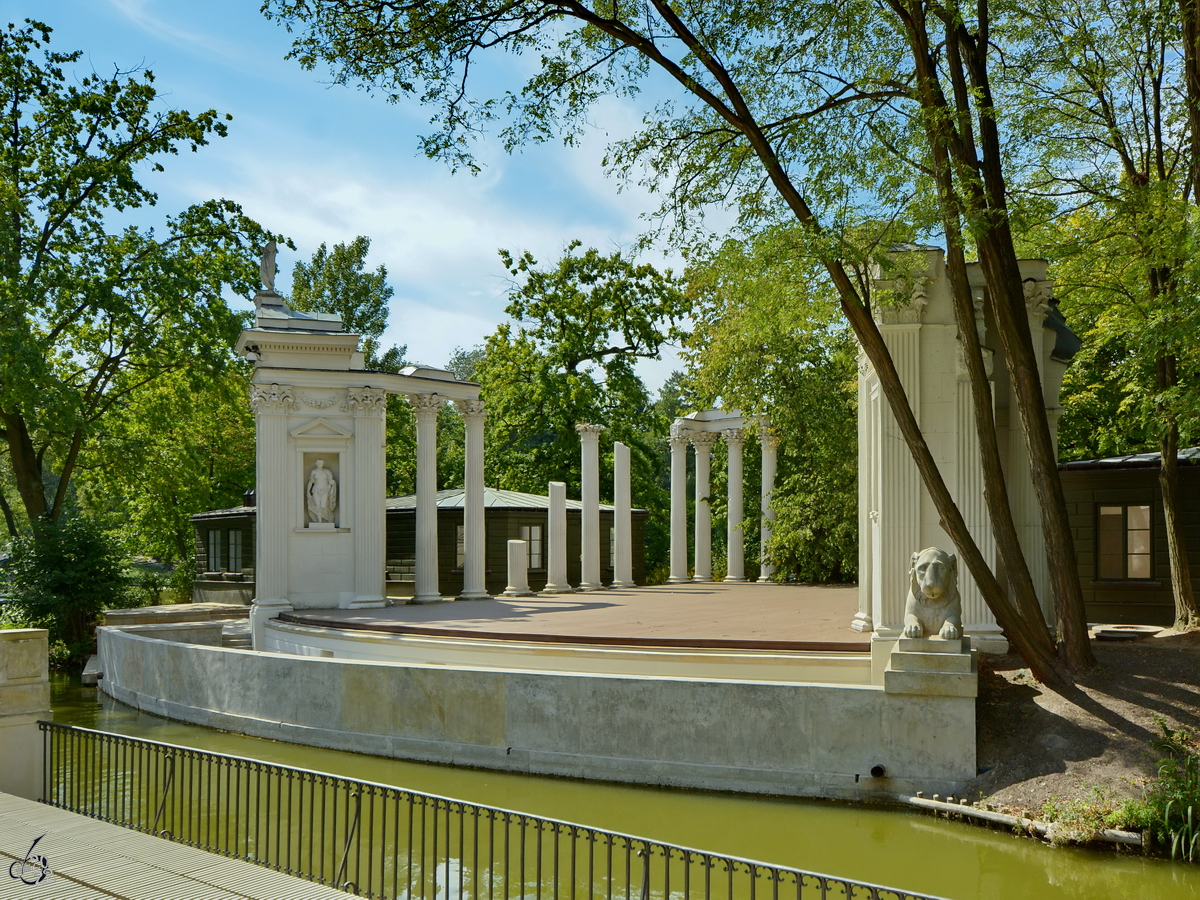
top-left (412, 393), bottom-right (442, 603)
top-left (457, 399), bottom-right (488, 599)
top-left (576, 423), bottom-right (605, 590)
top-left (543, 481), bottom-right (573, 593)
top-left (691, 431), bottom-right (718, 582)
top-left (723, 429), bottom-right (746, 582)
top-left (248, 384), bottom-right (296, 649)
top-left (503, 540), bottom-right (533, 597)
top-left (668, 426), bottom-right (691, 583)
top-left (347, 387), bottom-right (388, 609)
top-left (613, 441), bottom-right (635, 588)
top-left (758, 426), bottom-right (779, 582)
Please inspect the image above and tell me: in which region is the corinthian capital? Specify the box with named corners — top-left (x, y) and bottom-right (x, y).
top-left (249, 383), bottom-right (296, 415)
top-left (575, 422), bottom-right (605, 439)
top-left (689, 431), bottom-right (720, 454)
top-left (410, 393), bottom-right (443, 421)
top-left (722, 428), bottom-right (746, 448)
top-left (456, 399), bottom-right (486, 421)
top-left (345, 387), bottom-right (387, 415)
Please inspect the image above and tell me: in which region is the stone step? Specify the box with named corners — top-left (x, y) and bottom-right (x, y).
top-left (883, 667), bottom-right (978, 698)
top-left (897, 636), bottom-right (964, 654)
top-left (888, 649), bottom-right (973, 673)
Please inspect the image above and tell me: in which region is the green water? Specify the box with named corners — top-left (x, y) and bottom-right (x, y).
top-left (50, 675), bottom-right (1199, 899)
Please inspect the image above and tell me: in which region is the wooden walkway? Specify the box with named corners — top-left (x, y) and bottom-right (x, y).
top-left (0, 792), bottom-right (347, 900)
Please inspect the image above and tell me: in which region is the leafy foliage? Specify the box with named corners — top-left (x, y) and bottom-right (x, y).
top-left (684, 227), bottom-right (857, 581)
top-left (5, 515), bottom-right (131, 662)
top-left (290, 235), bottom-right (402, 368)
top-left (0, 21), bottom-right (274, 527)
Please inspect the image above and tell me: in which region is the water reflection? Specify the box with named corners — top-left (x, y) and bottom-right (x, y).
top-left (51, 675), bottom-right (1200, 899)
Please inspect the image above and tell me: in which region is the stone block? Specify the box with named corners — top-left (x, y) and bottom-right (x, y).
top-left (0, 636), bottom-right (49, 682)
top-left (889, 649), bottom-right (972, 673)
top-left (897, 637), bottom-right (963, 654)
top-left (883, 668), bottom-right (977, 698)
top-left (0, 681), bottom-right (50, 717)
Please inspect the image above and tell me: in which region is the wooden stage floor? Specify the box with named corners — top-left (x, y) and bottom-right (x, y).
top-left (283, 582), bottom-right (865, 649)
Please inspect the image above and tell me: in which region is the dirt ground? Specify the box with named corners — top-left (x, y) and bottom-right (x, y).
top-left (967, 628), bottom-right (1200, 817)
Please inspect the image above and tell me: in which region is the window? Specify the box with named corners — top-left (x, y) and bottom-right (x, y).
top-left (519, 524), bottom-right (543, 569)
top-left (1098, 504), bottom-right (1152, 580)
top-left (207, 529), bottom-right (222, 572)
top-left (228, 530), bottom-right (243, 573)
top-left (455, 525), bottom-right (465, 569)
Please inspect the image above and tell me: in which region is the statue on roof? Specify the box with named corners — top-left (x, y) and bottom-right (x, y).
top-left (259, 240), bottom-right (277, 293)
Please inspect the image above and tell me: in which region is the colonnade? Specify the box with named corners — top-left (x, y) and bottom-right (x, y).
top-left (668, 412), bottom-right (778, 584)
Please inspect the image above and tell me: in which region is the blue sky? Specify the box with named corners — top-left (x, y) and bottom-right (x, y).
top-left (5, 0), bottom-right (689, 388)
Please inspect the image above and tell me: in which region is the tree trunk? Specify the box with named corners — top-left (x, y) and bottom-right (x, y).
top-left (1182, 0), bottom-right (1200, 200)
top-left (1158, 361), bottom-right (1199, 630)
top-left (1, 411), bottom-right (49, 526)
top-left (0, 486), bottom-right (17, 537)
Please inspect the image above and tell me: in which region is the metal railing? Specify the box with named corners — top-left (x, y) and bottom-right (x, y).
top-left (40, 722), bottom-right (945, 900)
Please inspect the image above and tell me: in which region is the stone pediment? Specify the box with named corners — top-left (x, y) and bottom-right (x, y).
top-left (289, 418), bottom-right (353, 439)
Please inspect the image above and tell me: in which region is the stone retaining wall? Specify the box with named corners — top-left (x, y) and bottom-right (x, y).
top-left (97, 625), bottom-right (976, 800)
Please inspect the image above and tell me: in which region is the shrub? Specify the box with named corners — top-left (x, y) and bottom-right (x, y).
top-left (6, 516), bottom-right (131, 665)
top-left (1122, 721), bottom-right (1200, 861)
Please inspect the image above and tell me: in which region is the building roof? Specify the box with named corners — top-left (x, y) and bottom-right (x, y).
top-left (1059, 447), bottom-right (1200, 471)
top-left (386, 487), bottom-right (625, 512)
top-left (193, 487), bottom-right (643, 522)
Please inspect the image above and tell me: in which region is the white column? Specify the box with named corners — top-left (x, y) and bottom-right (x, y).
top-left (668, 427), bottom-right (691, 583)
top-left (412, 393), bottom-right (442, 603)
top-left (502, 540), bottom-right (533, 597)
top-left (723, 429), bottom-right (746, 582)
top-left (457, 399), bottom-right (488, 599)
top-left (691, 431), bottom-right (718, 582)
top-left (576, 423), bottom-right (605, 590)
top-left (758, 426), bottom-right (779, 582)
top-left (543, 481), bottom-right (573, 593)
top-left (249, 383), bottom-right (295, 649)
top-left (852, 365), bottom-right (875, 631)
top-left (347, 387), bottom-right (387, 609)
top-left (612, 441), bottom-right (635, 588)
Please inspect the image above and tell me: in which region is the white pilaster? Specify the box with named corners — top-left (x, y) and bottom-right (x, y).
top-left (346, 387), bottom-right (387, 609)
top-left (543, 481), bottom-right (573, 593)
top-left (852, 357), bottom-right (874, 631)
top-left (723, 429), bottom-right (746, 582)
top-left (457, 399), bottom-right (489, 600)
top-left (249, 384), bottom-right (295, 649)
top-left (612, 441), bottom-right (635, 588)
top-left (758, 426), bottom-right (779, 582)
top-left (503, 540), bottom-right (533, 597)
top-left (412, 393), bottom-right (443, 603)
top-left (668, 427), bottom-right (691, 583)
top-left (576, 423), bottom-right (605, 590)
top-left (691, 431), bottom-right (719, 582)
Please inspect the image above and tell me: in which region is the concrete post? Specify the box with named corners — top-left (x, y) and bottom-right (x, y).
top-left (691, 432), bottom-right (718, 582)
top-left (758, 425), bottom-right (779, 582)
top-left (458, 400), bottom-right (489, 599)
top-left (668, 427), bottom-right (691, 583)
top-left (543, 481), bottom-right (574, 593)
top-left (347, 387), bottom-right (388, 608)
top-left (612, 441), bottom-right (635, 588)
top-left (249, 383), bottom-right (295, 648)
top-left (723, 428), bottom-right (746, 582)
top-left (576, 423), bottom-right (605, 590)
top-left (0, 629), bottom-right (49, 801)
top-left (412, 393), bottom-right (443, 603)
top-left (503, 540), bottom-right (534, 596)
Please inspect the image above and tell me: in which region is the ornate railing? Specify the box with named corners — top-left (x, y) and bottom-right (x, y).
top-left (41, 722), bottom-right (945, 900)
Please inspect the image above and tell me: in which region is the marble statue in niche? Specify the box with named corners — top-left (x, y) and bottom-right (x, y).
top-left (306, 459), bottom-right (338, 524)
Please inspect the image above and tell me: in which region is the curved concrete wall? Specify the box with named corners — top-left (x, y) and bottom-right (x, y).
top-left (96, 626), bottom-right (975, 800)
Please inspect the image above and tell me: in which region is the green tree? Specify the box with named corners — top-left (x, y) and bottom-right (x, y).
top-left (0, 21), bottom-right (273, 529)
top-left (477, 244), bottom-right (688, 574)
top-left (6, 514), bottom-right (130, 662)
top-left (290, 235), bottom-right (403, 368)
top-left (76, 368), bottom-right (256, 565)
top-left (1004, 0), bottom-right (1200, 629)
top-left (685, 227), bottom-right (858, 582)
top-left (264, 0), bottom-right (1085, 682)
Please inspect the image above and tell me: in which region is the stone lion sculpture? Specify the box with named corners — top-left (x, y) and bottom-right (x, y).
top-left (902, 547), bottom-right (962, 640)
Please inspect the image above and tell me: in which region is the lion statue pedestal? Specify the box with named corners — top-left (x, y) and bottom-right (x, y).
top-left (882, 548), bottom-right (977, 699)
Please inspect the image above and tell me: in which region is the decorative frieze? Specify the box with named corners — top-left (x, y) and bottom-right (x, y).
top-left (296, 391), bottom-right (343, 409)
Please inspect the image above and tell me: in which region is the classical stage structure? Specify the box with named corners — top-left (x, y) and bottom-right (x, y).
top-left (667, 410), bottom-right (778, 584)
top-left (235, 283), bottom-right (488, 647)
top-left (854, 248), bottom-right (1079, 657)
